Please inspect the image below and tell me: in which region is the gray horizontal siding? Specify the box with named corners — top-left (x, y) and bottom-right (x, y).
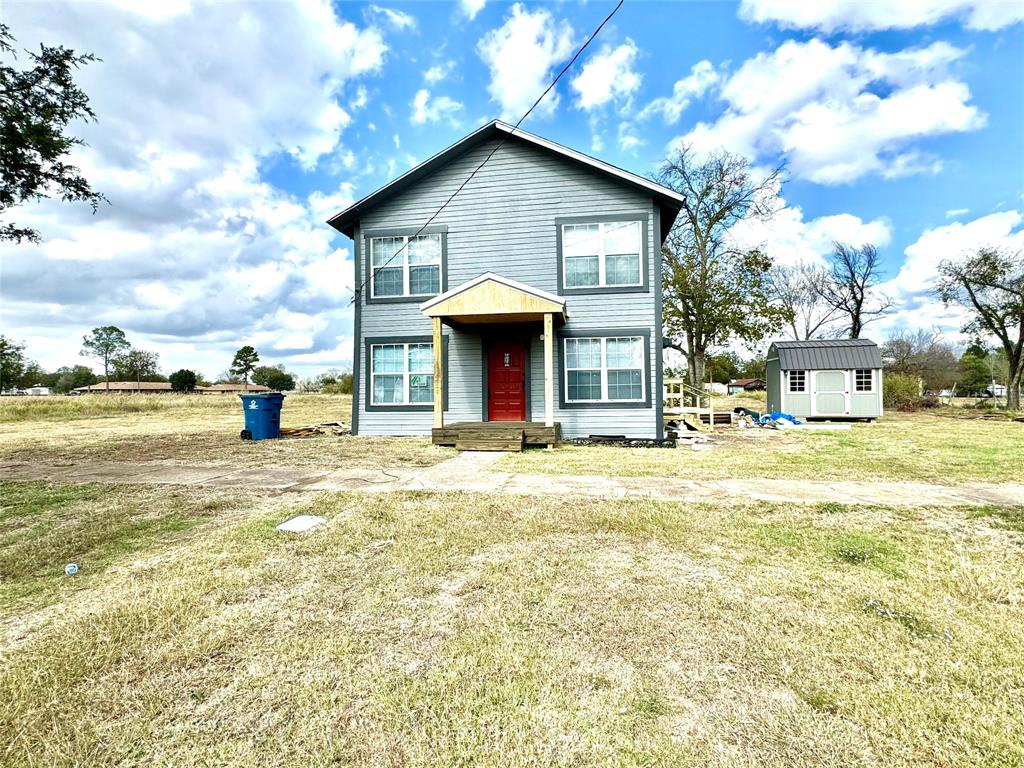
top-left (355, 136), bottom-right (659, 438)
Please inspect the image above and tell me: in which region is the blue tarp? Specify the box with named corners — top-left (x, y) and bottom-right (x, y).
top-left (758, 411), bottom-right (801, 426)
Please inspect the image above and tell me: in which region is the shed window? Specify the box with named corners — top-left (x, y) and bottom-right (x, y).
top-left (787, 370), bottom-right (806, 393)
top-left (370, 233), bottom-right (441, 298)
top-left (565, 336), bottom-right (644, 403)
top-left (562, 221), bottom-right (642, 289)
top-left (855, 369), bottom-right (874, 392)
top-left (371, 343), bottom-right (433, 405)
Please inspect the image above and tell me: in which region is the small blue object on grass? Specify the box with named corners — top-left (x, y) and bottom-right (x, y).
top-left (64, 563), bottom-right (79, 576)
top-left (239, 392), bottom-right (285, 440)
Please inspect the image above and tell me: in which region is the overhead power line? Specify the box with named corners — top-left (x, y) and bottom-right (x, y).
top-left (347, 0), bottom-right (626, 306)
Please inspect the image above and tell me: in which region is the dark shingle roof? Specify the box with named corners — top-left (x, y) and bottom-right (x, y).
top-left (769, 339), bottom-right (882, 370)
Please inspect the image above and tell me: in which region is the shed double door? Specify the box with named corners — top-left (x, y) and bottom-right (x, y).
top-left (813, 370), bottom-right (849, 416)
top-left (487, 341), bottom-right (527, 421)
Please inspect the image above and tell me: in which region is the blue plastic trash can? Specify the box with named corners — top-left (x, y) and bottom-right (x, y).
top-left (239, 392), bottom-right (285, 440)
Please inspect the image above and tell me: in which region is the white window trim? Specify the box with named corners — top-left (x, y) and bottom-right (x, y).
top-left (562, 221), bottom-right (643, 289)
top-left (854, 368), bottom-right (875, 393)
top-left (370, 342), bottom-right (433, 405)
top-left (369, 234), bottom-right (442, 299)
top-left (564, 336), bottom-right (645, 403)
top-left (787, 370), bottom-right (807, 393)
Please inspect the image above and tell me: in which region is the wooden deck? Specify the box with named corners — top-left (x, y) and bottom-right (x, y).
top-left (432, 421), bottom-right (560, 451)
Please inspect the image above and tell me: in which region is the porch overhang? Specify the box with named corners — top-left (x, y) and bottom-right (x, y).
top-left (419, 272), bottom-right (566, 325)
top-left (421, 272), bottom-right (563, 433)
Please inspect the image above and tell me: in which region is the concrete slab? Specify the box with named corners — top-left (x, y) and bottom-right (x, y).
top-left (276, 515), bottom-right (326, 533)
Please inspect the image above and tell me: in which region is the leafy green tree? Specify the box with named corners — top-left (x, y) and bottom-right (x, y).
top-left (51, 364), bottom-right (97, 393)
top-left (0, 23), bottom-right (105, 243)
top-left (0, 334), bottom-right (27, 389)
top-left (705, 352), bottom-right (740, 384)
top-left (656, 145), bottom-right (787, 385)
top-left (113, 348), bottom-right (160, 389)
top-left (229, 346), bottom-right (260, 391)
top-left (252, 364), bottom-right (295, 392)
top-left (938, 246), bottom-right (1023, 409)
top-left (80, 326), bottom-right (130, 393)
top-left (16, 360), bottom-right (48, 388)
top-left (322, 372), bottom-right (353, 395)
top-left (168, 369), bottom-right (198, 392)
top-left (958, 350), bottom-right (992, 396)
top-left (737, 355), bottom-right (767, 381)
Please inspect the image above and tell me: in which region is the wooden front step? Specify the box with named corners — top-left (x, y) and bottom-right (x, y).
top-left (433, 421), bottom-right (559, 448)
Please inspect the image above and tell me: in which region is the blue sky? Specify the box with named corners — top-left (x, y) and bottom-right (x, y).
top-left (2, 0), bottom-right (1023, 379)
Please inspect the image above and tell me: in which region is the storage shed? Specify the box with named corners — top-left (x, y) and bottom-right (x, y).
top-left (765, 339), bottom-right (883, 420)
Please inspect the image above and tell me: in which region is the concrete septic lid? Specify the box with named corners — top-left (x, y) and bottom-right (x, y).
top-left (276, 515), bottom-right (326, 533)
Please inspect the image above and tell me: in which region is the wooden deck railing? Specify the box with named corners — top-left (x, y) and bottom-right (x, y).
top-left (663, 377), bottom-right (715, 431)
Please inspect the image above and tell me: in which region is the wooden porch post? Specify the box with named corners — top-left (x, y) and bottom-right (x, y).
top-left (432, 316), bottom-right (443, 429)
top-left (543, 312), bottom-right (554, 428)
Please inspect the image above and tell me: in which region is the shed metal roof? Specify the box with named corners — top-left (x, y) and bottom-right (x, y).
top-left (769, 339), bottom-right (882, 370)
top-left (326, 120), bottom-right (685, 240)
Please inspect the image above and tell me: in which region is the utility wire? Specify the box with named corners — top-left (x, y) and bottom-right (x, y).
top-left (347, 0), bottom-right (626, 307)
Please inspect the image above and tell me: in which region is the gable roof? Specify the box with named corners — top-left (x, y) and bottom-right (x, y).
top-left (420, 272), bottom-right (566, 325)
top-left (327, 120), bottom-right (685, 240)
top-left (769, 339), bottom-right (883, 370)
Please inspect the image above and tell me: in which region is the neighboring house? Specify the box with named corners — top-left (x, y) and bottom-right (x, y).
top-left (74, 381), bottom-right (175, 394)
top-left (704, 382), bottom-right (728, 396)
top-left (26, 385), bottom-right (51, 396)
top-left (765, 339), bottom-right (883, 420)
top-left (328, 120), bottom-right (684, 443)
top-left (727, 378), bottom-right (765, 395)
top-left (199, 384), bottom-right (272, 394)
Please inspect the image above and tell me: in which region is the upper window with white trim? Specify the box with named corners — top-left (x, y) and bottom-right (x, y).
top-left (370, 234), bottom-right (441, 298)
top-left (371, 342), bottom-right (433, 405)
top-left (565, 336), bottom-right (644, 403)
top-left (855, 369), bottom-right (874, 392)
top-left (787, 370), bottom-right (806, 393)
top-left (562, 221), bottom-right (642, 289)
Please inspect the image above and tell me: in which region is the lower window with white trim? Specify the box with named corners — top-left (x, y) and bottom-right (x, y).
top-left (564, 335), bottom-right (645, 403)
top-left (370, 342), bottom-right (434, 405)
top-left (787, 370), bottom-right (807, 393)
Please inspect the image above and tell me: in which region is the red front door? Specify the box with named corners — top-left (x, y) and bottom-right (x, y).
top-left (487, 341), bottom-right (527, 421)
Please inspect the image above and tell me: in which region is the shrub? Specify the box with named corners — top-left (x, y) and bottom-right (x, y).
top-left (883, 372), bottom-right (922, 410)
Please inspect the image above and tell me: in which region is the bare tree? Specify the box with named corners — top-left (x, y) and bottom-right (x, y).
top-left (937, 247), bottom-right (1023, 409)
top-left (821, 243), bottom-right (893, 338)
top-left (657, 145), bottom-right (787, 385)
top-left (768, 261), bottom-right (841, 340)
top-left (881, 328), bottom-right (957, 393)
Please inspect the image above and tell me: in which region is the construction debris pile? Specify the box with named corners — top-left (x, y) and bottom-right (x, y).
top-left (278, 422), bottom-right (351, 438)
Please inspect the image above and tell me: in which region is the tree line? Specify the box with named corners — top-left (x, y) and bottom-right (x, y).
top-left (657, 146), bottom-right (1024, 410)
top-left (0, 329), bottom-right (354, 394)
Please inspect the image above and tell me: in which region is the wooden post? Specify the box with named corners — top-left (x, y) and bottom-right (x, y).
top-left (543, 312), bottom-right (554, 429)
top-left (432, 316), bottom-right (443, 429)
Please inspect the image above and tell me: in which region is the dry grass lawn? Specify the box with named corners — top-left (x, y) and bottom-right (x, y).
top-left (2, 482), bottom-right (1022, 767)
top-left (0, 394), bottom-right (454, 470)
top-left (501, 410), bottom-right (1024, 484)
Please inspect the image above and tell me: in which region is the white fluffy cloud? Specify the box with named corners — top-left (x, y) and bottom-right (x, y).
top-left (638, 60), bottom-right (719, 124)
top-left (424, 59), bottom-right (456, 84)
top-left (878, 211), bottom-right (1024, 338)
top-left (477, 4), bottom-right (575, 120)
top-left (739, 0), bottom-right (1024, 32)
top-left (570, 40), bottom-right (642, 111)
top-left (677, 39), bottom-right (985, 184)
top-left (0, 0), bottom-right (387, 376)
top-left (461, 0), bottom-right (487, 21)
top-left (410, 89), bottom-right (464, 126)
top-left (885, 210), bottom-right (1024, 298)
top-left (729, 194), bottom-right (892, 268)
top-left (367, 4), bottom-right (417, 31)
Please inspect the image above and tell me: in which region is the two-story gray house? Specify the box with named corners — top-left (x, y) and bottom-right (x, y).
top-left (327, 120), bottom-right (684, 448)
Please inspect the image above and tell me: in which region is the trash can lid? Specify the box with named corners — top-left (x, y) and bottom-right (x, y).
top-left (237, 391), bottom-right (285, 398)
